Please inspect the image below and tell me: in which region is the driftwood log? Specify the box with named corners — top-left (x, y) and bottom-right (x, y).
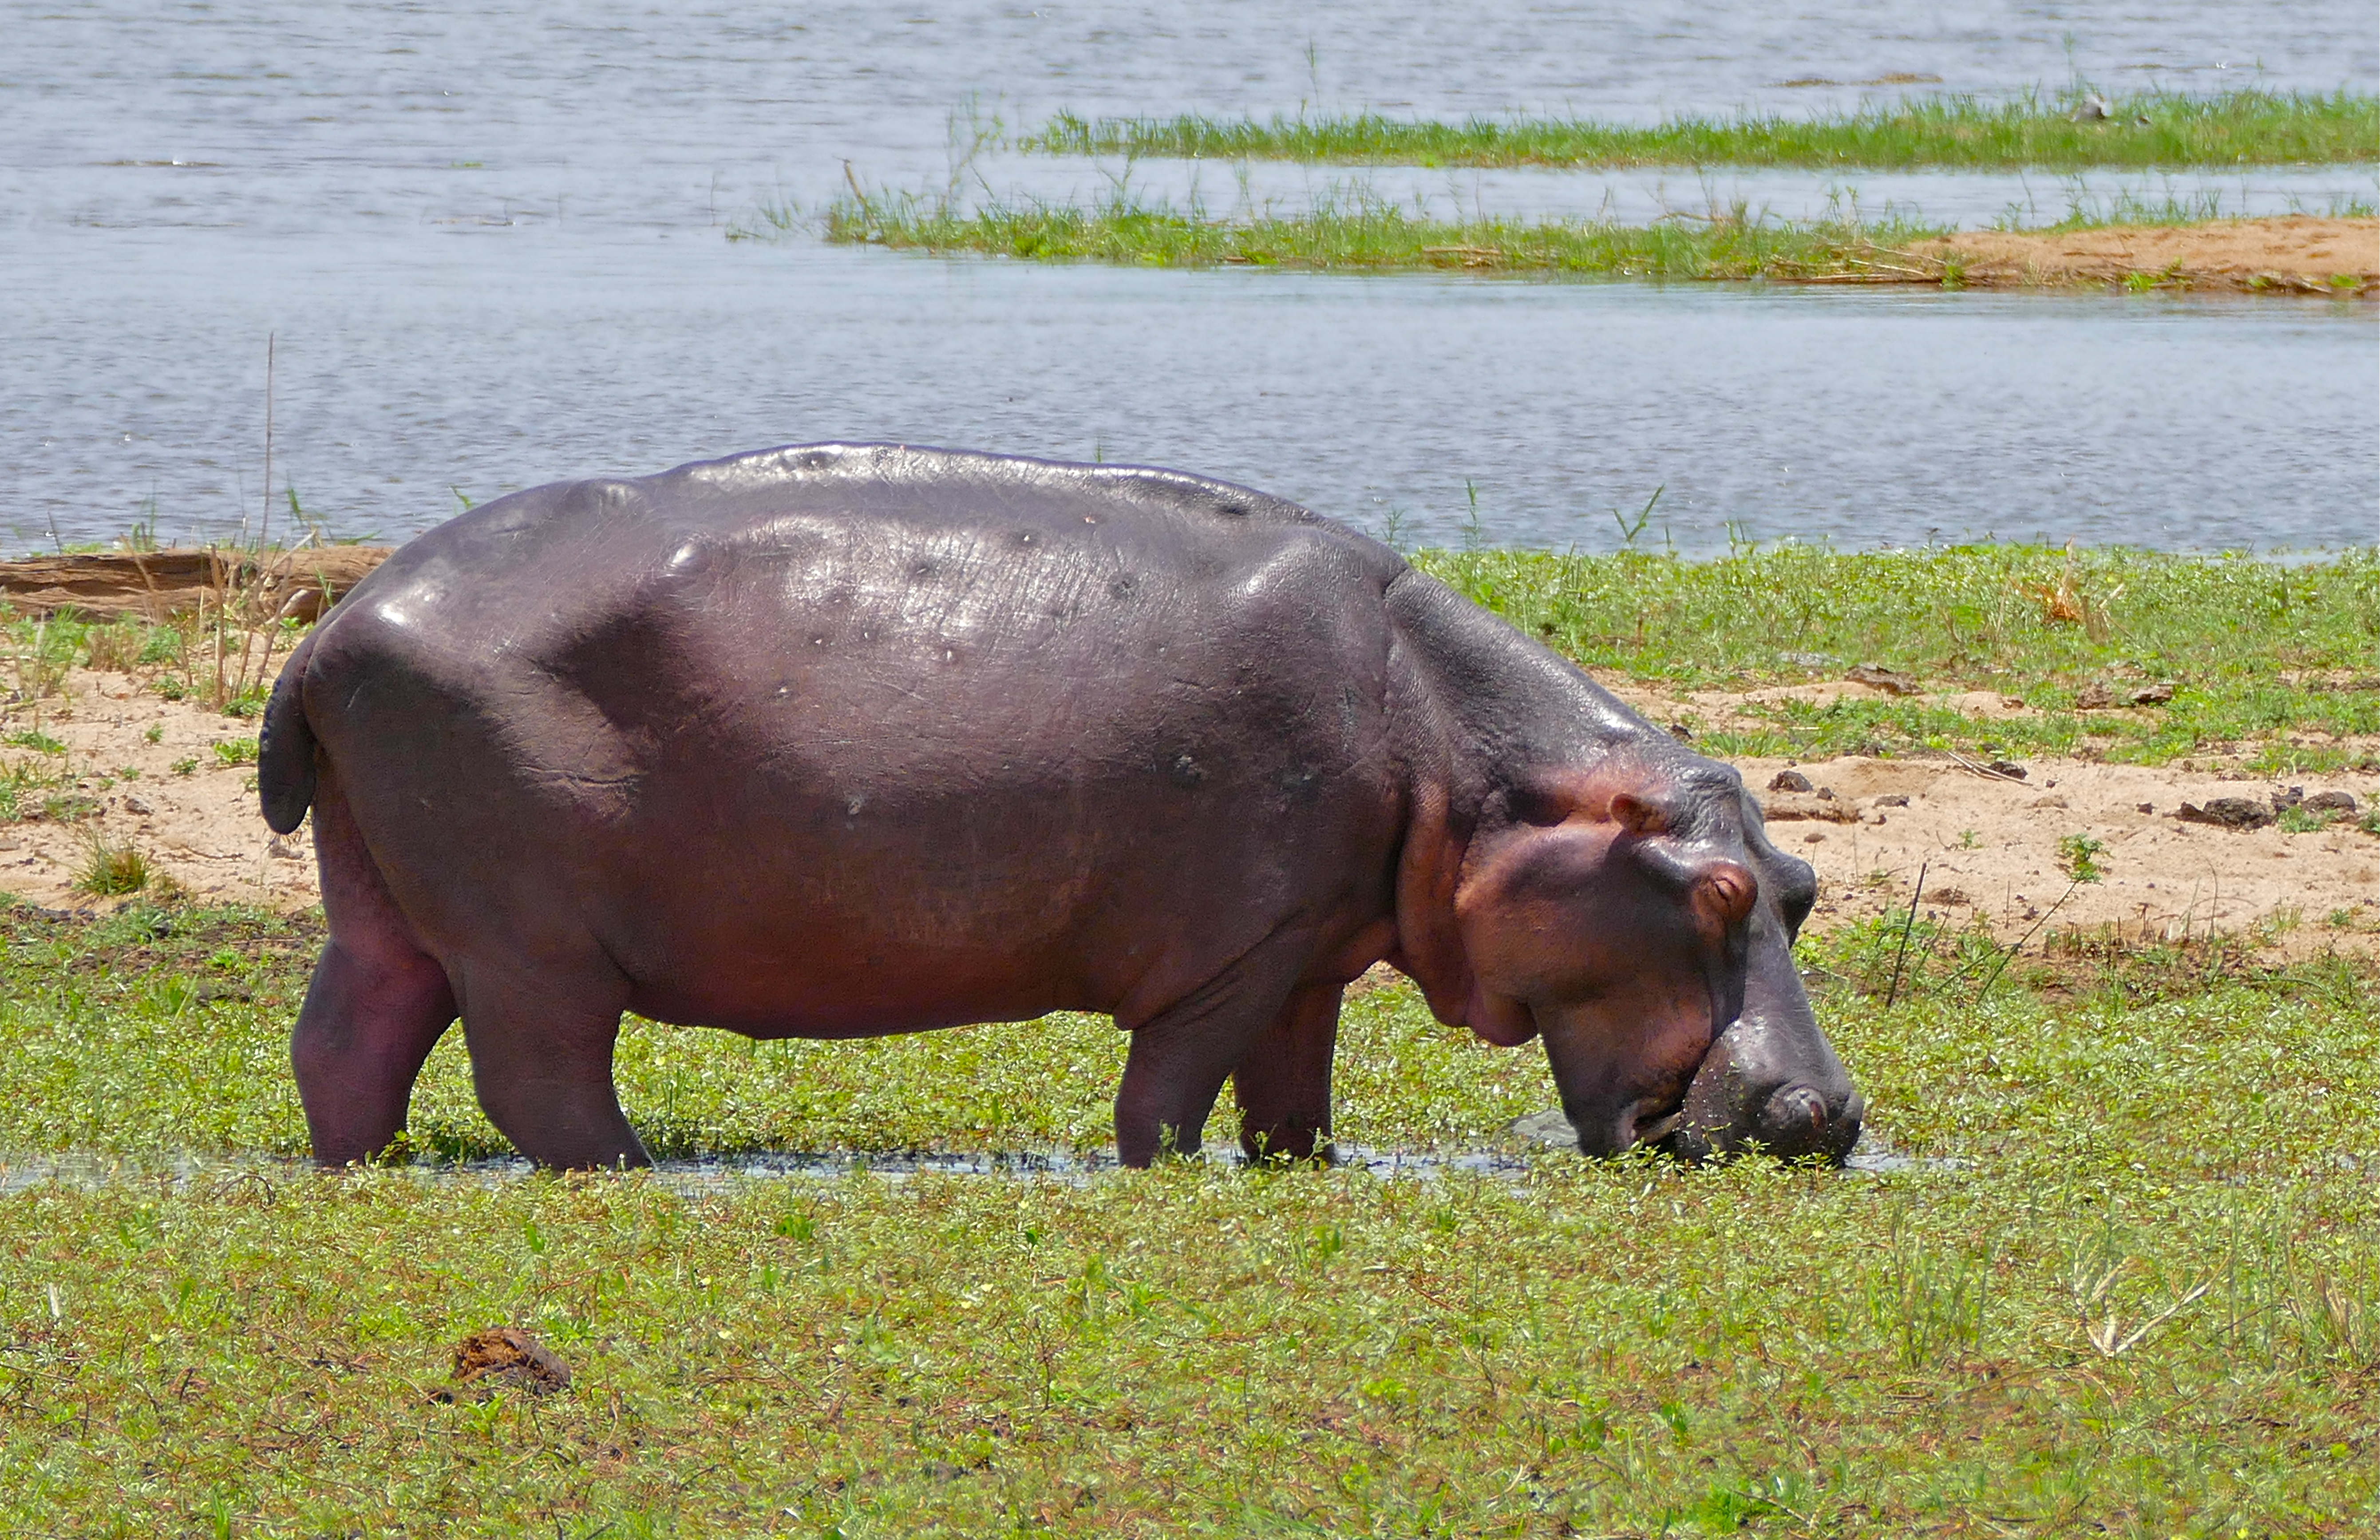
top-left (0, 546), bottom-right (393, 623)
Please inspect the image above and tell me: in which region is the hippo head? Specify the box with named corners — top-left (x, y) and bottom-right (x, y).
top-left (1443, 761), bottom-right (1862, 1163)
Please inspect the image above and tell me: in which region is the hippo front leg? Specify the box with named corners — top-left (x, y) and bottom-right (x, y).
top-left (1230, 982), bottom-right (1341, 1163)
top-left (1114, 934), bottom-right (1312, 1166)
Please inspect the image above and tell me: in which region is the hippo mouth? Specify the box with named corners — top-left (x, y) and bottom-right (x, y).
top-left (1633, 1109), bottom-right (1686, 1146)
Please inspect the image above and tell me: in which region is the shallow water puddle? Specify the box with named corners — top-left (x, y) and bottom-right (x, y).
top-left (0, 1123), bottom-right (1955, 1196)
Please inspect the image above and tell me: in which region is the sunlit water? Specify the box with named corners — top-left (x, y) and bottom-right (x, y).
top-left (4, 0), bottom-right (2375, 553)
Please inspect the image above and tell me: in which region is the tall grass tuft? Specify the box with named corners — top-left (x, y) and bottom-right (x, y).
top-left (73, 829), bottom-right (148, 897)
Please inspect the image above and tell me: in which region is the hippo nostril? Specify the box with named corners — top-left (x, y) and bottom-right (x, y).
top-left (1758, 1084), bottom-right (1828, 1143)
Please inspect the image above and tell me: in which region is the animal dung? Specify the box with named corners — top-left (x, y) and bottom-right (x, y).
top-left (436, 1328), bottom-right (572, 1401)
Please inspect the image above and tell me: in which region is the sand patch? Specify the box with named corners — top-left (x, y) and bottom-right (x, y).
top-left (1911, 215), bottom-right (2378, 295)
top-left (0, 674), bottom-right (314, 909)
top-left (1733, 754), bottom-right (2380, 957)
top-left (4, 667), bottom-right (2372, 962)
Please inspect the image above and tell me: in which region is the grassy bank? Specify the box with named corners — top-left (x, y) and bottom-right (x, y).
top-left (1, 903), bottom-right (2376, 1532)
top-left (1418, 543), bottom-right (2380, 775)
top-left (818, 191), bottom-right (1953, 282)
top-left (1026, 90), bottom-right (2380, 170)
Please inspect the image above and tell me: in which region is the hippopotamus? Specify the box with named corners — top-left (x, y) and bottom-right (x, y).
top-left (259, 443), bottom-right (1861, 1170)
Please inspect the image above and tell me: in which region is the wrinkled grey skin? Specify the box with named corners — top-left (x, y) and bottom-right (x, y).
top-left (260, 443), bottom-right (1861, 1169)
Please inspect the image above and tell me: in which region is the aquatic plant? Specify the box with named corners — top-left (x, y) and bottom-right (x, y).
top-left (821, 183), bottom-right (1957, 283)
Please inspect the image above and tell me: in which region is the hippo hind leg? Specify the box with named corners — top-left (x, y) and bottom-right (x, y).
top-left (1230, 982), bottom-right (1341, 1163)
top-left (452, 959), bottom-right (648, 1170)
top-left (294, 776), bottom-right (459, 1165)
top-left (293, 939), bottom-right (457, 1165)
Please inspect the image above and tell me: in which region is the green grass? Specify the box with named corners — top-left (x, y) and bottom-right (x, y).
top-left (1418, 543), bottom-right (2380, 772)
top-left (1026, 89), bottom-right (2380, 170)
top-left (2, 903), bottom-right (2377, 1532)
top-left (818, 189), bottom-right (1957, 282)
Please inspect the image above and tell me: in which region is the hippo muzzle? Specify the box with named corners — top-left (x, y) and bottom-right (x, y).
top-left (1660, 997), bottom-right (1863, 1164)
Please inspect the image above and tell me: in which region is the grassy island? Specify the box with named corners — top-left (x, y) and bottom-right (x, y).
top-left (1026, 90), bottom-right (2380, 170)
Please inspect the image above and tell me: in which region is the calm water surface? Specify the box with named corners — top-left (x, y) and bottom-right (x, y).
top-left (4, 0), bottom-right (2376, 552)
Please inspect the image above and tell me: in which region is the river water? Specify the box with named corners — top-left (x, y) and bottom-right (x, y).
top-left (4, 0), bottom-right (2376, 553)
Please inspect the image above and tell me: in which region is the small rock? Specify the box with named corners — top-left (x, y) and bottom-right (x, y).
top-left (2076, 682), bottom-right (2114, 710)
top-left (2176, 798), bottom-right (2275, 831)
top-left (2302, 790), bottom-right (2358, 815)
top-left (1874, 794), bottom-right (1910, 807)
top-left (2128, 682), bottom-right (2174, 706)
top-left (2272, 786), bottom-right (2305, 812)
top-left (438, 1328), bottom-right (571, 1401)
top-left (1803, 832), bottom-right (1827, 843)
top-left (1985, 760), bottom-right (2027, 781)
top-left (1667, 720), bottom-right (1694, 742)
top-left (2028, 795), bottom-right (2068, 809)
top-left (123, 794), bottom-right (155, 816)
top-left (1768, 770), bottom-right (1814, 793)
top-left (2136, 802), bottom-right (2155, 814)
top-left (1814, 786), bottom-right (1836, 801)
top-left (1846, 663), bottom-right (1920, 696)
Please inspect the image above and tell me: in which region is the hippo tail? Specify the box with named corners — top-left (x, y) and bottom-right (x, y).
top-left (258, 631), bottom-right (320, 835)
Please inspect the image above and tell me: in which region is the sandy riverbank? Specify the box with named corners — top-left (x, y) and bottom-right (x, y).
top-left (1912, 214), bottom-right (2378, 294)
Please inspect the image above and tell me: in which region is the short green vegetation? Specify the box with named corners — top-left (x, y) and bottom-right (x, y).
top-left (0, 541), bottom-right (2374, 1524)
top-left (1, 903), bottom-right (2376, 1532)
top-left (1028, 90), bottom-right (2380, 170)
top-left (822, 190), bottom-right (1955, 282)
top-left (1418, 543), bottom-right (2380, 773)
